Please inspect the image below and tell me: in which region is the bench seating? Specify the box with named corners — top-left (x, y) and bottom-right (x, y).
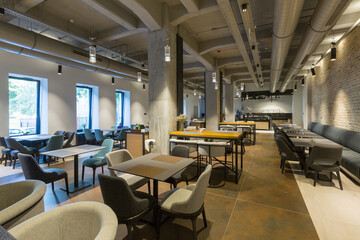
top-left (308, 122), bottom-right (360, 181)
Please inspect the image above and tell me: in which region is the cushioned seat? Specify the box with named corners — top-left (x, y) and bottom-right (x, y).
top-left (341, 150), bottom-right (360, 178)
top-left (43, 169), bottom-right (68, 182)
top-left (117, 173), bottom-right (150, 190)
top-left (161, 188), bottom-right (192, 212)
top-left (82, 157), bottom-right (105, 167)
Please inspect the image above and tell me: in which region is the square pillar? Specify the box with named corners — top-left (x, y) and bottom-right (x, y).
top-left (205, 70), bottom-right (220, 130)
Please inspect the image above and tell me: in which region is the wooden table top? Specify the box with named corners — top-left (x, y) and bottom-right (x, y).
top-left (41, 145), bottom-right (106, 158)
top-left (170, 130), bottom-right (242, 140)
top-left (109, 153), bottom-right (195, 181)
top-left (219, 122), bottom-right (256, 126)
top-left (13, 134), bottom-right (54, 141)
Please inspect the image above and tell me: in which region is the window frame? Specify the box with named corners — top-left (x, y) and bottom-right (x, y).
top-left (116, 90), bottom-right (125, 128)
top-left (76, 85), bottom-right (93, 130)
top-left (8, 76), bottom-right (41, 136)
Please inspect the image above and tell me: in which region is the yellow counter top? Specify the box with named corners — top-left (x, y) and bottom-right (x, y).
top-left (170, 130), bottom-right (242, 140)
top-left (219, 122), bottom-right (256, 126)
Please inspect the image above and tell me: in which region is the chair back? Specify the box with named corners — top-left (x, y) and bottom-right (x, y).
top-left (307, 145), bottom-right (342, 166)
top-left (105, 149), bottom-right (133, 177)
top-left (98, 174), bottom-right (149, 219)
top-left (115, 128), bottom-right (128, 141)
top-left (275, 136), bottom-right (299, 160)
top-left (171, 145), bottom-right (190, 158)
top-left (63, 132), bottom-right (75, 148)
top-left (94, 129), bottom-right (106, 142)
top-left (0, 137), bottom-right (7, 148)
top-left (53, 131), bottom-right (65, 136)
top-left (45, 135), bottom-right (64, 151)
top-left (84, 129), bottom-right (95, 140)
top-left (93, 139), bottom-right (114, 159)
top-left (172, 165), bottom-right (212, 214)
top-left (18, 153), bottom-right (46, 181)
top-left (4, 138), bottom-right (29, 153)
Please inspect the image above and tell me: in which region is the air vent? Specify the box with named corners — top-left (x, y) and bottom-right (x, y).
top-left (325, 0), bottom-right (350, 27)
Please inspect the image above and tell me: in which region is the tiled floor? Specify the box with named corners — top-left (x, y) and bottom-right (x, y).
top-left (0, 133), bottom-right (319, 239)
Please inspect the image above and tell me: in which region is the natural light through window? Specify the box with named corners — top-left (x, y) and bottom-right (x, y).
top-left (116, 91), bottom-right (124, 127)
top-left (76, 86), bottom-right (92, 129)
top-left (8, 77), bottom-right (40, 136)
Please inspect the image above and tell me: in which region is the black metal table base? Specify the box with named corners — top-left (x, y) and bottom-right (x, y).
top-left (60, 181), bottom-right (92, 193)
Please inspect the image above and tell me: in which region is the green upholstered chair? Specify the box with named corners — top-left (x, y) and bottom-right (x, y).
top-left (94, 129), bottom-right (107, 145)
top-left (84, 129), bottom-right (96, 145)
top-left (104, 126), bottom-right (117, 138)
top-left (38, 135), bottom-right (64, 166)
top-left (82, 139), bottom-right (114, 185)
top-left (4, 137), bottom-right (38, 169)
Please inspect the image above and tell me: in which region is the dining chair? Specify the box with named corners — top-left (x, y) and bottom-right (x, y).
top-left (38, 135), bottom-right (64, 165)
top-left (114, 128), bottom-right (128, 148)
top-left (104, 126), bottom-right (117, 138)
top-left (98, 174), bottom-right (155, 240)
top-left (105, 149), bottom-right (150, 192)
top-left (307, 145), bottom-right (343, 190)
top-left (18, 153), bottom-right (69, 195)
top-left (4, 137), bottom-right (38, 169)
top-left (84, 129), bottom-right (96, 145)
top-left (63, 131), bottom-right (75, 148)
top-left (166, 145), bottom-right (190, 188)
top-left (82, 139), bottom-right (114, 185)
top-left (53, 130), bottom-right (65, 136)
top-left (157, 165), bottom-right (212, 240)
top-left (94, 129), bottom-right (107, 145)
top-left (0, 137), bottom-right (11, 166)
top-left (275, 135), bottom-right (304, 173)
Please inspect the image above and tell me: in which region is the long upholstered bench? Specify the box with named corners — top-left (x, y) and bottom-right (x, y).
top-left (308, 122), bottom-right (360, 182)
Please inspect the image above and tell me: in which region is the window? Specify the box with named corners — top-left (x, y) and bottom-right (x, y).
top-left (76, 86), bottom-right (92, 129)
top-left (116, 91), bottom-right (124, 127)
top-left (9, 77), bottom-right (40, 136)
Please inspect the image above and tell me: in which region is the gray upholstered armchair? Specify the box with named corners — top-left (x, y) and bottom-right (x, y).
top-left (8, 201), bottom-right (118, 240)
top-left (0, 180), bottom-right (46, 230)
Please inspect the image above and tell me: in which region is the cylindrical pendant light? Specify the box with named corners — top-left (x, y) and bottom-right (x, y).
top-left (302, 78), bottom-right (305, 86)
top-left (311, 64), bottom-right (316, 76)
top-left (165, 45), bottom-right (170, 62)
top-left (89, 45), bottom-right (96, 63)
top-left (57, 65), bottom-right (62, 75)
top-left (112, 77), bottom-right (114, 85)
top-left (331, 42), bottom-right (336, 61)
top-left (137, 72), bottom-right (142, 82)
top-left (212, 72), bottom-right (216, 83)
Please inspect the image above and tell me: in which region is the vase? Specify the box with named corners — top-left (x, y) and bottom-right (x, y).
top-left (179, 120), bottom-right (185, 131)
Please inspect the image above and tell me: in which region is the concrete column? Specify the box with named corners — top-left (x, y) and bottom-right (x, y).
top-left (205, 70), bottom-right (220, 130)
top-left (148, 4), bottom-right (177, 154)
top-left (224, 84), bottom-right (235, 121)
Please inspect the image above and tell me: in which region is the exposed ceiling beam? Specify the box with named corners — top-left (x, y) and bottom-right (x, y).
top-left (81, 0), bottom-right (137, 30)
top-left (97, 25), bottom-right (148, 43)
top-left (217, 56), bottom-right (244, 68)
top-left (238, 0), bottom-right (264, 84)
top-left (224, 67), bottom-right (248, 77)
top-left (170, 0), bottom-right (218, 26)
top-left (180, 26), bottom-right (214, 70)
top-left (117, 0), bottom-right (161, 31)
top-left (217, 0), bottom-right (259, 87)
top-left (199, 36), bottom-right (235, 55)
top-left (14, 0), bottom-right (44, 13)
top-left (184, 72), bottom-right (204, 79)
top-left (180, 0), bottom-right (199, 13)
top-left (184, 62), bottom-right (205, 71)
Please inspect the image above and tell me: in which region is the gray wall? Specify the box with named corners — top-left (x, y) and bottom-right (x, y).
top-left (0, 50), bottom-right (149, 137)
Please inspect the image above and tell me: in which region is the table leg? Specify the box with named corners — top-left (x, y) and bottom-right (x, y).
top-left (253, 125), bottom-right (256, 145)
top-left (153, 179), bottom-right (159, 236)
top-left (235, 140), bottom-right (238, 184)
top-left (60, 154), bottom-right (91, 193)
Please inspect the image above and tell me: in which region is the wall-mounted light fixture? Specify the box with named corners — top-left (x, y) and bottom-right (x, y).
top-left (137, 72), bottom-right (142, 82)
top-left (165, 40), bottom-right (170, 62)
top-left (302, 78), bottom-right (305, 86)
top-left (311, 64), bottom-right (316, 76)
top-left (57, 65), bottom-right (62, 75)
top-left (112, 77), bottom-right (115, 85)
top-left (331, 42), bottom-right (336, 61)
top-left (212, 72), bottom-right (216, 83)
top-left (89, 45), bottom-right (96, 63)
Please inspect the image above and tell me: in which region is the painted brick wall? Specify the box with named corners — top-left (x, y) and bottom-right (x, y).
top-left (311, 25), bottom-right (360, 132)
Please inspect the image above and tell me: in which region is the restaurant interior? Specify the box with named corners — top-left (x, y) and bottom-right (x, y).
top-left (0, 0), bottom-right (360, 239)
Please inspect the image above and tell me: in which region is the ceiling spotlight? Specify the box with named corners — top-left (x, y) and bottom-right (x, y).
top-left (112, 77), bottom-right (115, 85)
top-left (57, 65), bottom-right (62, 75)
top-left (137, 72), bottom-right (142, 82)
top-left (331, 42), bottom-right (336, 61)
top-left (141, 63), bottom-right (145, 69)
top-left (311, 64), bottom-right (316, 76)
top-left (241, 3), bottom-right (247, 12)
top-left (302, 78), bottom-right (305, 86)
top-left (212, 72), bottom-right (216, 83)
top-left (165, 44), bottom-right (170, 62)
top-left (89, 45), bottom-right (96, 63)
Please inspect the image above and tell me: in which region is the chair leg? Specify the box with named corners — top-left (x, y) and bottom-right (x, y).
top-left (82, 165), bottom-right (85, 181)
top-left (191, 217), bottom-right (197, 240)
top-left (51, 182), bottom-right (55, 191)
top-left (92, 167), bottom-right (96, 185)
top-left (65, 176), bottom-right (69, 195)
top-left (147, 181), bottom-right (151, 194)
top-left (101, 165), bottom-right (104, 174)
top-left (337, 171), bottom-right (343, 190)
top-left (202, 208), bottom-right (207, 228)
top-left (0, 154), bottom-right (3, 164)
top-left (13, 156), bottom-right (17, 169)
top-left (281, 159), bottom-right (285, 174)
top-left (314, 170), bottom-right (318, 187)
top-left (126, 224), bottom-right (133, 240)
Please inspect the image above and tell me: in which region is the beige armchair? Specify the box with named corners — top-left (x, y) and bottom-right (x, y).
top-left (0, 180), bottom-right (46, 230)
top-left (8, 201), bottom-right (118, 240)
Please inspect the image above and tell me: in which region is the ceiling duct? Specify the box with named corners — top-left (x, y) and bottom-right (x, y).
top-left (0, 21), bottom-right (147, 80)
top-left (269, 0), bottom-right (304, 93)
top-left (279, 0), bottom-right (351, 92)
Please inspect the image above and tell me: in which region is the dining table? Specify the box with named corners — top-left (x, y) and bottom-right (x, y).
top-left (12, 134), bottom-right (54, 148)
top-left (219, 122), bottom-right (256, 144)
top-left (41, 145), bottom-right (106, 193)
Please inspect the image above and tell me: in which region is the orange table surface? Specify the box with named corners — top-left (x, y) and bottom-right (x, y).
top-left (170, 130), bottom-right (242, 140)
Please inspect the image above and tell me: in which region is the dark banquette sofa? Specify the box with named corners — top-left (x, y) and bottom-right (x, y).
top-left (308, 122), bottom-right (360, 182)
